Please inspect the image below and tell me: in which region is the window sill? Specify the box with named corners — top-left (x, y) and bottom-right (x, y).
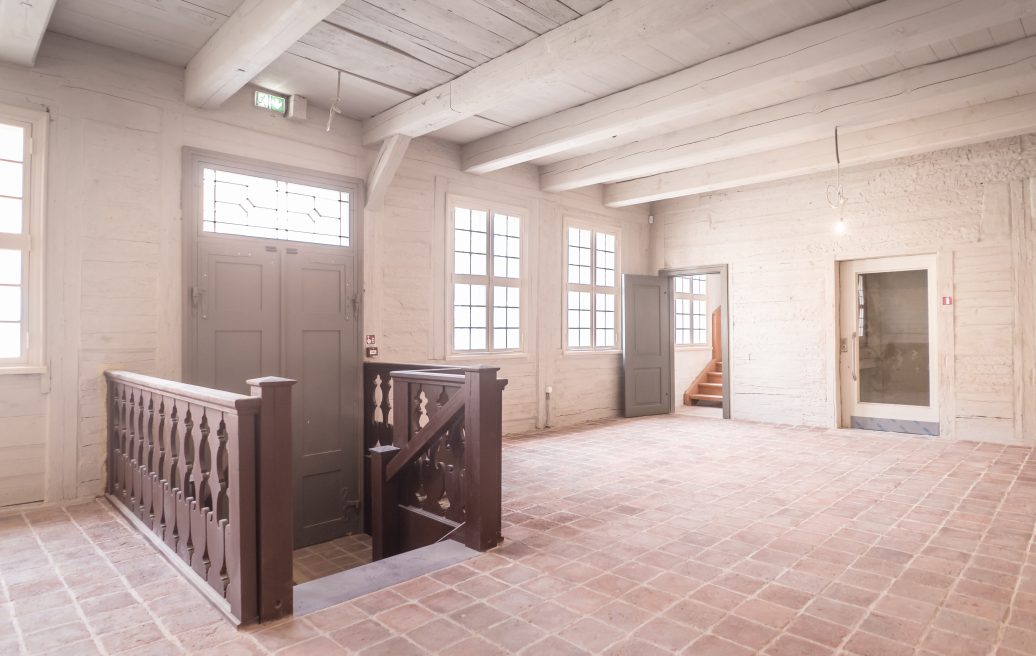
top-left (0, 365), bottom-right (47, 376)
top-left (446, 351), bottom-right (531, 362)
top-left (563, 349), bottom-right (622, 357)
top-left (676, 346), bottom-right (712, 352)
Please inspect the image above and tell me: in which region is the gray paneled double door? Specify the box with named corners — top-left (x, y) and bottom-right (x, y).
top-left (191, 237), bottom-right (360, 548)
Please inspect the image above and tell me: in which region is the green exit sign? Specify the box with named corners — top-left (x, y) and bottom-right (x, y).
top-left (254, 90), bottom-right (287, 114)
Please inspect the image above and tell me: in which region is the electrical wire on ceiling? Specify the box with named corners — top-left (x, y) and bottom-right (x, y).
top-left (326, 69), bottom-right (343, 132)
top-left (827, 126), bottom-right (848, 235)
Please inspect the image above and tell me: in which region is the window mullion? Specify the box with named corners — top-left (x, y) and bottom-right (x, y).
top-left (0, 234), bottom-right (27, 250)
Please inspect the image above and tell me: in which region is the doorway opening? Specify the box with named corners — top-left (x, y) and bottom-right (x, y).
top-left (671, 271), bottom-right (725, 419)
top-left (181, 149), bottom-right (369, 588)
top-left (665, 265), bottom-right (730, 419)
top-left (838, 254), bottom-right (939, 435)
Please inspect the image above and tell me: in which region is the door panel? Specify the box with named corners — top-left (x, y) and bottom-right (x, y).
top-left (284, 250), bottom-right (359, 547)
top-left (839, 255), bottom-right (939, 435)
top-left (195, 240), bottom-right (280, 395)
top-left (623, 275), bottom-right (673, 417)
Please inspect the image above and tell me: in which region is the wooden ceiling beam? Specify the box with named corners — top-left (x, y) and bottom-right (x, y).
top-left (361, 0), bottom-right (721, 146)
top-left (541, 36), bottom-right (1036, 192)
top-left (0, 0), bottom-right (57, 67)
top-left (185, 0), bottom-right (343, 109)
top-left (461, 0), bottom-right (1036, 175)
top-left (602, 92), bottom-right (1036, 207)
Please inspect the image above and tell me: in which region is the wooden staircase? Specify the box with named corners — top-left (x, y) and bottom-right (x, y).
top-left (684, 361), bottom-right (723, 405)
top-left (682, 307), bottom-right (724, 407)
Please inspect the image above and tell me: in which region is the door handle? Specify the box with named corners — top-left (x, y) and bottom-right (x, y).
top-left (850, 332), bottom-right (858, 382)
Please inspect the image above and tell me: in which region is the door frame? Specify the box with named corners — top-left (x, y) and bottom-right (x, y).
top-left (836, 253), bottom-right (940, 433)
top-left (659, 264), bottom-right (731, 419)
top-left (179, 147), bottom-right (367, 533)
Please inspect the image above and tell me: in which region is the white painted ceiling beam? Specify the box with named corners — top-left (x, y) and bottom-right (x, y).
top-left (0, 0), bottom-right (57, 67)
top-left (541, 37), bottom-right (1036, 192)
top-left (461, 0), bottom-right (1036, 175)
top-left (366, 134), bottom-right (411, 212)
top-left (362, 0), bottom-right (731, 146)
top-left (602, 92), bottom-right (1036, 207)
top-left (185, 0), bottom-right (344, 109)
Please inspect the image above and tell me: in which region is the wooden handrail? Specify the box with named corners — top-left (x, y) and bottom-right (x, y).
top-left (711, 306), bottom-right (722, 361)
top-left (106, 370), bottom-right (261, 414)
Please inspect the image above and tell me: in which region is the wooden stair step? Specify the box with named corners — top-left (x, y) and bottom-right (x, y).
top-left (706, 372), bottom-right (723, 383)
top-left (699, 382), bottom-right (722, 393)
top-left (689, 393), bottom-right (723, 402)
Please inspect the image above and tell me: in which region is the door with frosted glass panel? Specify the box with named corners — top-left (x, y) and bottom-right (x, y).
top-left (839, 255), bottom-right (939, 435)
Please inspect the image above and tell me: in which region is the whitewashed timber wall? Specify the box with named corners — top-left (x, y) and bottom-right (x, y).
top-left (0, 34), bottom-right (648, 507)
top-left (652, 137), bottom-right (1036, 445)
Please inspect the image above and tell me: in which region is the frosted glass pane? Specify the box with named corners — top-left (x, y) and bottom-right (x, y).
top-left (857, 270), bottom-right (930, 406)
top-left (0, 250), bottom-right (21, 285)
top-left (0, 286), bottom-right (19, 321)
top-left (0, 123), bottom-right (24, 163)
top-left (0, 197), bottom-right (21, 233)
top-left (0, 322), bottom-right (19, 358)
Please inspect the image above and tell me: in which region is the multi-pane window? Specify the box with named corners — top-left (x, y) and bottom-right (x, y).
top-left (566, 225), bottom-right (618, 349)
top-left (674, 275), bottom-right (708, 346)
top-left (203, 167), bottom-right (351, 246)
top-left (0, 115), bottom-right (35, 365)
top-left (451, 201), bottom-right (522, 352)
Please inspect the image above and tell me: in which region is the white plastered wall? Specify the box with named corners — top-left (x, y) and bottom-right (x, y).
top-left (652, 136), bottom-right (1036, 444)
top-left (0, 34), bottom-right (649, 506)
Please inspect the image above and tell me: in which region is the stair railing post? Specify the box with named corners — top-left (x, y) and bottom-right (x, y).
top-left (462, 366), bottom-right (503, 551)
top-left (370, 445), bottom-right (401, 560)
top-left (247, 376), bottom-right (297, 622)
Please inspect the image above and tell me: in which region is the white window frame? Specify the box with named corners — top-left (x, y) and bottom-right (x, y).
top-left (674, 274), bottom-right (709, 349)
top-left (563, 218), bottom-right (621, 353)
top-left (446, 194), bottom-right (527, 356)
top-left (0, 105), bottom-right (47, 374)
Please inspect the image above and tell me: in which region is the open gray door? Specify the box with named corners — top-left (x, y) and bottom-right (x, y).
top-left (622, 274), bottom-right (673, 417)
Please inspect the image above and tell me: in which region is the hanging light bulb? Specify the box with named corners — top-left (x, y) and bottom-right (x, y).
top-left (827, 126), bottom-right (848, 235)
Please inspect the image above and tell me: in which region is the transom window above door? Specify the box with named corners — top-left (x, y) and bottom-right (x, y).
top-left (449, 198), bottom-right (524, 353)
top-left (202, 166), bottom-right (351, 246)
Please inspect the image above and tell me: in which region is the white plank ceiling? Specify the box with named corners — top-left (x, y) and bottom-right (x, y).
top-left (36, 0), bottom-right (1036, 204)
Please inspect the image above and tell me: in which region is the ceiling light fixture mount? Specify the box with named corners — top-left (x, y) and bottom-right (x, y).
top-left (326, 69), bottom-right (344, 132)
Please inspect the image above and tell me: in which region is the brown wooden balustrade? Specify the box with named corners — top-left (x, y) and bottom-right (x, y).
top-left (105, 371), bottom-right (296, 625)
top-left (368, 365), bottom-right (507, 560)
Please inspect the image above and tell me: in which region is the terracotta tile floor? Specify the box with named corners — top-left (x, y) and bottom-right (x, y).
top-left (3, 414), bottom-right (1036, 654)
top-left (293, 534), bottom-right (372, 585)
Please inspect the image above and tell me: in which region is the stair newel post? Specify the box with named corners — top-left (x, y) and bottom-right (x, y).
top-left (462, 366), bottom-right (504, 552)
top-left (370, 445), bottom-right (401, 560)
top-left (247, 376), bottom-right (297, 622)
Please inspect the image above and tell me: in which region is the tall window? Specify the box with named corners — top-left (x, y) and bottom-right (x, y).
top-left (566, 224), bottom-right (618, 349)
top-left (0, 110), bottom-right (44, 369)
top-left (450, 199), bottom-right (523, 352)
top-left (675, 275), bottom-right (707, 346)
